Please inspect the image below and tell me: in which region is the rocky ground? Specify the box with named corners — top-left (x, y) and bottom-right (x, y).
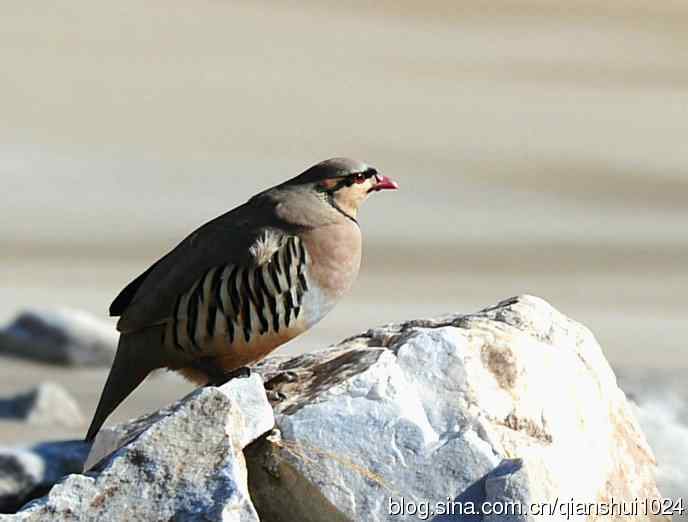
top-left (0, 296), bottom-right (681, 521)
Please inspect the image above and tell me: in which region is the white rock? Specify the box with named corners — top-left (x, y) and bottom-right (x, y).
top-left (0, 309), bottom-right (117, 366)
top-left (10, 374), bottom-right (274, 521)
top-left (249, 295), bottom-right (669, 522)
top-left (0, 382), bottom-right (84, 427)
top-left (0, 297), bottom-right (670, 521)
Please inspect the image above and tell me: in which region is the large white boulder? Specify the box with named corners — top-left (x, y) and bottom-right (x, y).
top-left (248, 295), bottom-right (669, 522)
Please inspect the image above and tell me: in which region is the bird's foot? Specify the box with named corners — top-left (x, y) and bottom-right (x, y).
top-left (226, 366), bottom-right (252, 380)
top-left (205, 366), bottom-right (252, 387)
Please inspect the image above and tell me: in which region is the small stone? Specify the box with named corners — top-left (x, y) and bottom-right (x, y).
top-left (0, 309), bottom-right (118, 367)
top-left (0, 383), bottom-right (84, 428)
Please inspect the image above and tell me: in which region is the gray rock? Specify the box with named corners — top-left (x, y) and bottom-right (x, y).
top-left (249, 295), bottom-right (669, 522)
top-left (0, 382), bottom-right (84, 427)
top-left (10, 374), bottom-right (273, 521)
top-left (0, 441), bottom-right (90, 514)
top-left (0, 309), bottom-right (117, 366)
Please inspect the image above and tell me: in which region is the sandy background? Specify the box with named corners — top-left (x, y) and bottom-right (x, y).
top-left (1, 0), bottom-right (686, 504)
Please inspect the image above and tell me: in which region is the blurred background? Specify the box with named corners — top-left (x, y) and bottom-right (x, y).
top-left (1, 0), bottom-right (686, 503)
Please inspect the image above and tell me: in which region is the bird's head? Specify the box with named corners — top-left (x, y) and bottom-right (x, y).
top-left (283, 157), bottom-right (398, 222)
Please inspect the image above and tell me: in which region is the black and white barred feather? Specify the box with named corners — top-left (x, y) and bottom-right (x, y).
top-left (165, 233), bottom-right (309, 356)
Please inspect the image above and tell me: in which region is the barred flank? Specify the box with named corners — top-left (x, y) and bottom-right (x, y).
top-left (168, 235), bottom-right (309, 355)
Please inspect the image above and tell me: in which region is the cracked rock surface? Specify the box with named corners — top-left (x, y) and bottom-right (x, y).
top-left (250, 295), bottom-right (668, 522)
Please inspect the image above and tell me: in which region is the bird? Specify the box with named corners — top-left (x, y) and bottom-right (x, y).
top-left (85, 157), bottom-right (398, 441)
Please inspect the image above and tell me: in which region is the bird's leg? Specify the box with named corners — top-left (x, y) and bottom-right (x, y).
top-left (223, 366), bottom-right (252, 381)
top-left (205, 366), bottom-right (252, 387)
top-left (193, 358), bottom-right (252, 387)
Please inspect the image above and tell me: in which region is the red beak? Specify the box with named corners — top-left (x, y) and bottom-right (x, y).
top-left (371, 174), bottom-right (399, 192)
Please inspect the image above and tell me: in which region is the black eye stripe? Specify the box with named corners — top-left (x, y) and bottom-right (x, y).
top-left (349, 168), bottom-right (377, 184)
top-left (315, 168), bottom-right (378, 194)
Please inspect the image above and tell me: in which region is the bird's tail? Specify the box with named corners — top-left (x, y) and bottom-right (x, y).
top-left (85, 327), bottom-right (163, 442)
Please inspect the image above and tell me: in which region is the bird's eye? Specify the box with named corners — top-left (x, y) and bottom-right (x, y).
top-left (352, 173), bottom-right (367, 184)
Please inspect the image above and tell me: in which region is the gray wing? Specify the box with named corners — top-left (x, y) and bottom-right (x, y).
top-left (113, 196), bottom-right (286, 333)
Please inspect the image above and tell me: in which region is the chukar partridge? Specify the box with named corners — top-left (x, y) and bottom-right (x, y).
top-left (86, 157), bottom-right (398, 441)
